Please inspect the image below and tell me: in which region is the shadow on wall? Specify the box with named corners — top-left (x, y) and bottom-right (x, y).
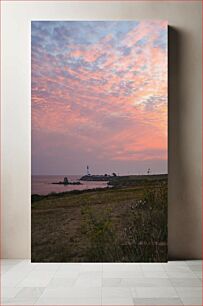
top-left (168, 26), bottom-right (202, 259)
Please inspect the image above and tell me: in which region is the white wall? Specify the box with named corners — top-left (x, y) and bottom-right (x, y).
top-left (1, 1), bottom-right (202, 259)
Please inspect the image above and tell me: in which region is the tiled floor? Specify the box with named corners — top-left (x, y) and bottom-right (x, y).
top-left (1, 260), bottom-right (202, 305)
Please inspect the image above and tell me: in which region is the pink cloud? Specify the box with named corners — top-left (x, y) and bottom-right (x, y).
top-left (32, 21), bottom-right (167, 174)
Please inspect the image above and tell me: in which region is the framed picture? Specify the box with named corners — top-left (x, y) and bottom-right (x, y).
top-left (31, 20), bottom-right (168, 262)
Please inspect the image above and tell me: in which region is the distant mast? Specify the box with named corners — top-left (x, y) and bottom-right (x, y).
top-left (86, 165), bottom-right (91, 176)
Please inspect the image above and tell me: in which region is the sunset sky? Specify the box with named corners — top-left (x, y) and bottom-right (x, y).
top-left (31, 21), bottom-right (167, 175)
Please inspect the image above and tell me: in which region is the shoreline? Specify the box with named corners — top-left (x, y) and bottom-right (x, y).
top-left (31, 174), bottom-right (168, 201)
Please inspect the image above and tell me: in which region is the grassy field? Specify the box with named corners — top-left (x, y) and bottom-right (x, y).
top-left (31, 175), bottom-right (168, 262)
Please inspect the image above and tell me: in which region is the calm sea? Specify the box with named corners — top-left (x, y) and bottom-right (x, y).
top-left (31, 175), bottom-right (108, 195)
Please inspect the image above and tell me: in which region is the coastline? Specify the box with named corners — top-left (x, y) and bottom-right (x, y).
top-left (32, 173), bottom-right (168, 198)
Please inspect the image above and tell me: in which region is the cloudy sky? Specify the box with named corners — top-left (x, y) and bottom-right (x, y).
top-left (31, 21), bottom-right (167, 176)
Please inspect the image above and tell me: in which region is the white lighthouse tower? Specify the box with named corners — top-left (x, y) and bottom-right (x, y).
top-left (86, 165), bottom-right (91, 176)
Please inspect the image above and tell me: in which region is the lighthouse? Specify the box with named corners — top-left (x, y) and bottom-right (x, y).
top-left (86, 165), bottom-right (91, 176)
top-left (147, 168), bottom-right (151, 175)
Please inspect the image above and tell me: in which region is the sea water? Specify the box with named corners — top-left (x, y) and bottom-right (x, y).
top-left (31, 175), bottom-right (108, 195)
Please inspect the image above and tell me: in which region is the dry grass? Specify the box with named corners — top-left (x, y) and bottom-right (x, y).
top-left (31, 176), bottom-right (167, 262)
